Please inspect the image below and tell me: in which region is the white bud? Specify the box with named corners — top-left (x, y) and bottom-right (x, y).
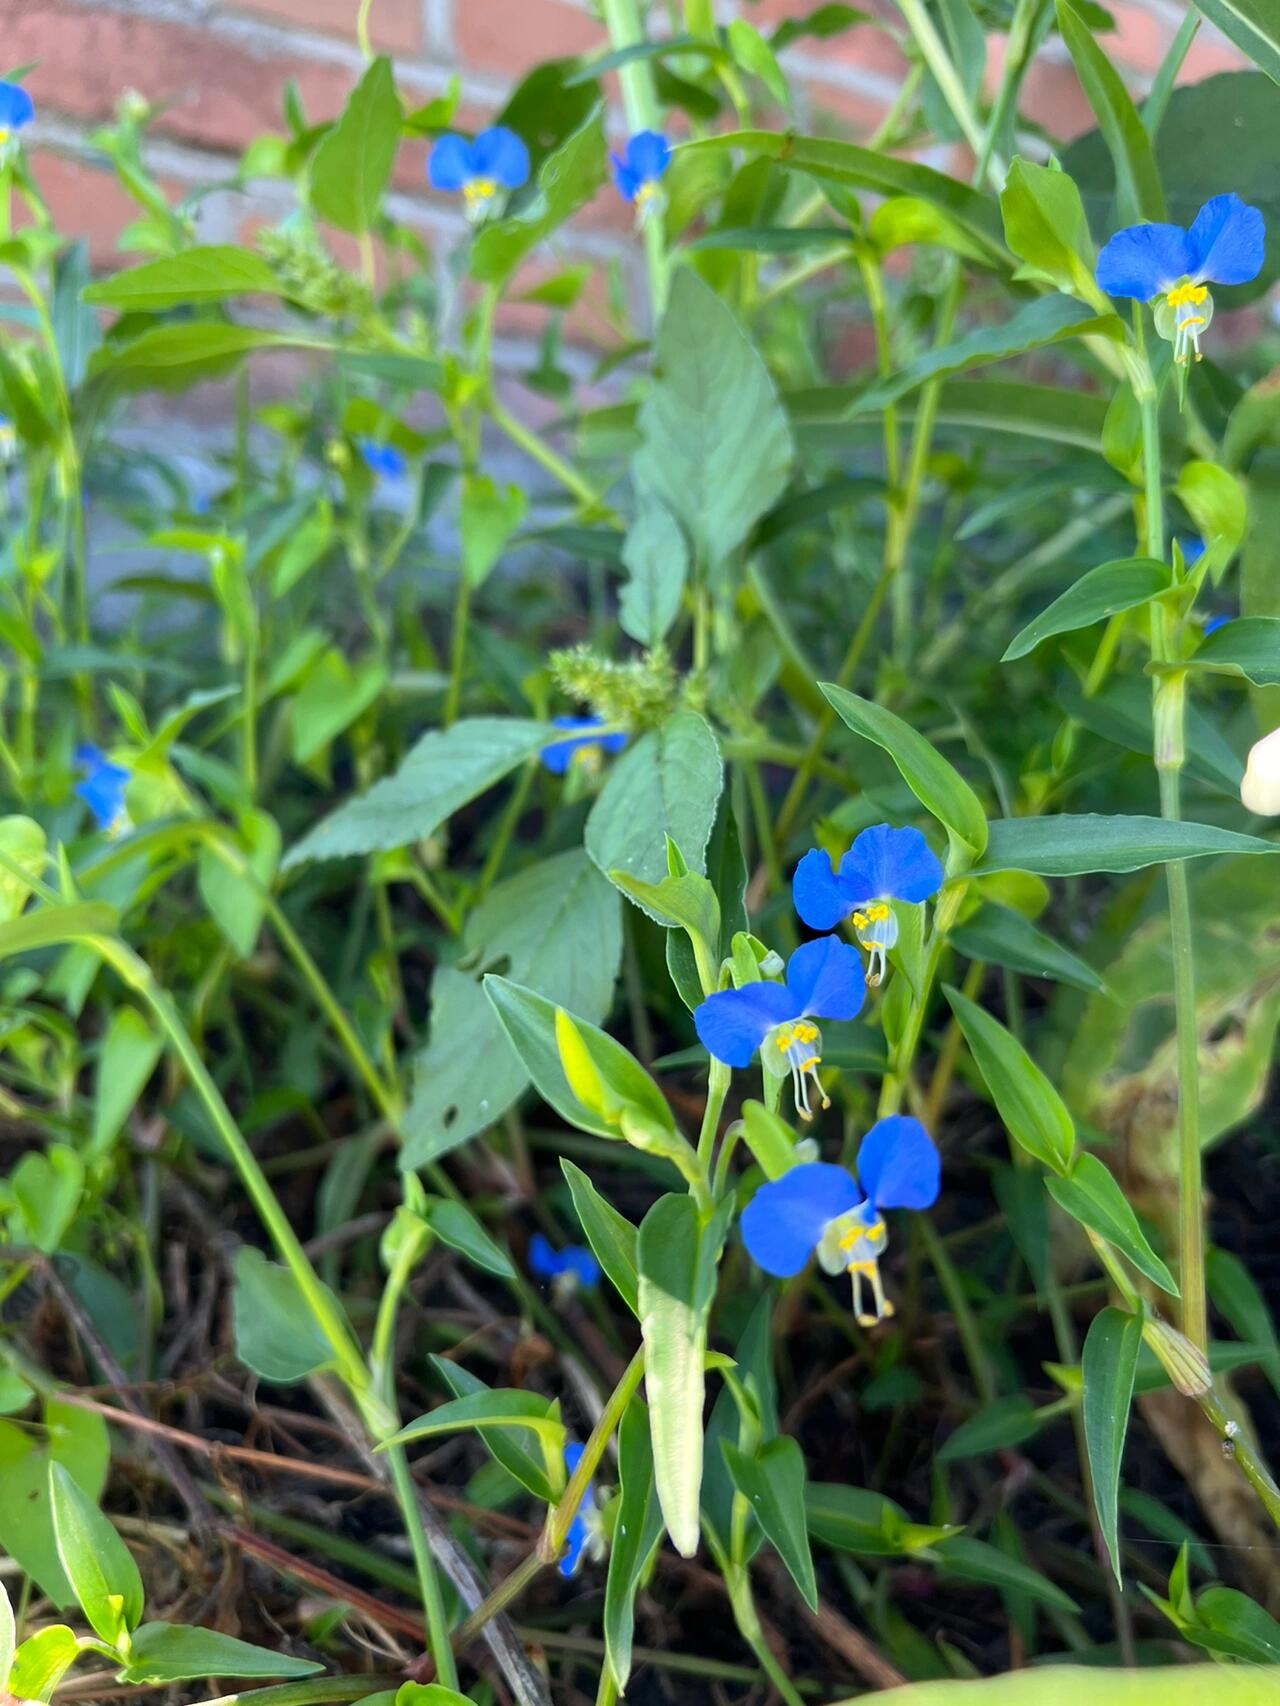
top-left (1241, 726), bottom-right (1280, 816)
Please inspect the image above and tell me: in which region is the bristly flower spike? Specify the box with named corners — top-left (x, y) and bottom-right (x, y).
top-left (741, 1116), bottom-right (940, 1325)
top-left (694, 937), bottom-right (866, 1120)
top-left (793, 824), bottom-right (944, 986)
top-left (1095, 193), bottom-right (1265, 366)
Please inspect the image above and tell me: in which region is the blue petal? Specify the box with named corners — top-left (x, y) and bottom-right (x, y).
top-left (560, 1512), bottom-right (589, 1576)
top-left (694, 981), bottom-right (799, 1067)
top-left (564, 1440), bottom-right (587, 1475)
top-left (1179, 536), bottom-right (1205, 567)
top-left (625, 130), bottom-right (671, 183)
top-left (563, 1244), bottom-right (601, 1287)
top-left (783, 937), bottom-right (866, 1022)
top-left (473, 126), bottom-right (530, 189)
top-left (357, 439), bottom-right (406, 480)
top-left (793, 847), bottom-right (852, 930)
top-left (611, 154), bottom-right (641, 202)
top-left (528, 1232), bottom-right (563, 1279)
top-left (1187, 193), bottom-right (1265, 287)
top-left (741, 1162), bottom-right (864, 1277)
top-left (855, 1115), bottom-right (940, 1210)
top-left (1095, 222), bottom-right (1195, 300)
top-left (1204, 613), bottom-right (1232, 635)
top-left (0, 83), bottom-right (34, 132)
top-left (541, 716), bottom-right (615, 775)
top-left (427, 133), bottom-right (474, 192)
top-left (839, 823), bottom-right (943, 905)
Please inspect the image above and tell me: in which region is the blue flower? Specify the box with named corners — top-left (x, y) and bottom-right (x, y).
top-left (0, 415), bottom-right (15, 463)
top-left (694, 937), bottom-right (865, 1120)
top-left (357, 438), bottom-right (407, 481)
top-left (428, 126), bottom-right (529, 221)
top-left (529, 1233), bottom-right (600, 1291)
top-left (741, 1116), bottom-right (940, 1324)
top-left (74, 744), bottom-right (130, 833)
top-left (1095, 194), bottom-right (1265, 366)
top-left (559, 1441), bottom-right (603, 1577)
top-left (540, 716), bottom-right (627, 776)
top-left (1204, 613), bottom-right (1232, 635)
top-left (793, 824), bottom-right (944, 986)
top-left (1179, 537), bottom-right (1205, 568)
top-left (610, 131), bottom-right (671, 217)
top-left (0, 83), bottom-right (35, 149)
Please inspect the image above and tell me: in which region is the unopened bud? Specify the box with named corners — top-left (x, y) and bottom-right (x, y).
top-left (1241, 726), bottom-right (1280, 816)
top-left (1145, 1317), bottom-right (1211, 1396)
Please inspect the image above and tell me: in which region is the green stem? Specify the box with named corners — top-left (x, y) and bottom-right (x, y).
top-left (444, 571), bottom-right (472, 728)
top-left (488, 391), bottom-right (616, 519)
top-left (894, 0), bottom-right (1004, 186)
top-left (356, 0), bottom-right (374, 58)
top-left (598, 0), bottom-right (668, 317)
top-left (878, 882), bottom-right (965, 1118)
top-left (545, 1348), bottom-right (646, 1557)
top-left (697, 1059), bottom-right (731, 1175)
top-left (727, 1573), bottom-right (806, 1706)
top-left (917, 1214), bottom-right (996, 1403)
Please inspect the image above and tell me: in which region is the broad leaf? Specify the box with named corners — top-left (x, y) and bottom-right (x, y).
top-left (722, 1437), bottom-right (818, 1610)
top-left (1193, 617), bottom-right (1280, 685)
top-left (10, 1625), bottom-right (80, 1702)
top-left (0, 1399), bottom-right (108, 1608)
top-left (632, 270), bottom-right (794, 569)
top-left (422, 1199), bottom-right (515, 1280)
top-left (430, 1359), bottom-right (556, 1502)
top-left (585, 711), bottom-right (723, 908)
top-left (1048, 1154), bottom-right (1178, 1294)
top-left (975, 814), bottom-right (1280, 877)
top-left (937, 1395), bottom-right (1040, 1462)
top-left (49, 1463), bottom-right (145, 1646)
top-left (119, 1624), bottom-right (321, 1685)
top-left (1081, 1305), bottom-right (1143, 1585)
top-left (91, 1008), bottom-right (162, 1158)
top-left (385, 1389), bottom-right (566, 1453)
top-left (929, 1534), bottom-right (1080, 1614)
top-left (83, 247), bottom-right (283, 311)
top-left (0, 814), bottom-right (46, 922)
top-left (638, 1195), bottom-right (732, 1556)
top-left (284, 718), bottom-right (547, 867)
top-left (311, 56), bottom-right (402, 235)
top-left (821, 684), bottom-right (987, 861)
top-left (945, 986), bottom-right (1076, 1173)
top-left (1000, 157), bottom-right (1100, 300)
top-left (1002, 558), bottom-right (1169, 661)
top-left (619, 498), bottom-right (688, 647)
top-left (231, 1248), bottom-right (338, 1384)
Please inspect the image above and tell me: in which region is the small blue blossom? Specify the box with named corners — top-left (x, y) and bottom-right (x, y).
top-left (1204, 613), bottom-right (1232, 636)
top-left (0, 415), bottom-right (15, 463)
top-left (741, 1116), bottom-right (940, 1324)
top-left (1095, 193), bottom-right (1265, 366)
top-left (694, 937), bottom-right (866, 1120)
top-left (610, 131), bottom-right (671, 220)
top-left (74, 744), bottom-right (130, 833)
top-left (529, 1232), bottom-right (600, 1292)
top-left (793, 824), bottom-right (944, 986)
top-left (1179, 537), bottom-right (1205, 568)
top-left (559, 1441), bottom-right (604, 1577)
top-left (428, 127), bottom-right (529, 222)
top-left (357, 438), bottom-right (407, 482)
top-left (540, 716), bottom-right (627, 776)
top-left (0, 83), bottom-right (35, 151)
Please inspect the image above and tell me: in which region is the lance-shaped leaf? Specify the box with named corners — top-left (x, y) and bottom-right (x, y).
top-left (945, 986), bottom-right (1076, 1174)
top-left (722, 1436), bottom-right (818, 1610)
top-left (974, 814), bottom-right (1280, 877)
top-left (1048, 1154), bottom-right (1178, 1295)
top-left (1081, 1304), bottom-right (1144, 1585)
top-left (1002, 557), bottom-right (1170, 661)
top-left (604, 1397), bottom-right (665, 1691)
top-left (1192, 617), bottom-right (1280, 686)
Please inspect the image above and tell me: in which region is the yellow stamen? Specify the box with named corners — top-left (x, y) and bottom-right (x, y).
top-left (0, 129), bottom-right (10, 147)
top-left (1165, 282), bottom-right (1207, 309)
top-left (463, 176), bottom-right (498, 205)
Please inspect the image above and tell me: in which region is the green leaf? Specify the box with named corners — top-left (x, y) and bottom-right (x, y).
top-left (404, 850), bottom-right (621, 1165)
top-left (929, 1534), bottom-right (1080, 1613)
top-left (231, 1247), bottom-right (339, 1384)
top-left (1184, 1585), bottom-right (1280, 1664)
top-left (726, 18), bottom-right (789, 104)
top-left (722, 1437), bottom-right (818, 1610)
top-left (820, 684), bottom-right (987, 862)
top-left (1081, 1305), bottom-right (1143, 1585)
top-left (284, 718), bottom-right (547, 867)
top-left (0, 901), bottom-right (117, 960)
top-left (289, 652), bottom-right (388, 767)
top-left (91, 324), bottom-right (330, 375)
top-left (0, 1398), bottom-right (108, 1608)
top-left (950, 903), bottom-right (1107, 994)
top-left (1055, 0), bottom-right (1164, 226)
top-left (666, 793), bottom-right (749, 1009)
top-left (937, 1395), bottom-right (1041, 1462)
top-left (853, 296), bottom-right (1119, 418)
top-left (83, 247), bottom-right (284, 311)
top-left (10, 1625), bottom-right (81, 1702)
top-left (684, 131), bottom-right (1006, 265)
top-left (119, 1624), bottom-right (322, 1685)
top-left (1047, 1154), bottom-right (1178, 1294)
top-left (945, 986), bottom-right (1076, 1173)
top-left (804, 1483), bottom-right (919, 1556)
top-left (638, 1194), bottom-right (731, 1556)
top-left (53, 241), bottom-right (102, 388)
top-left (999, 157), bottom-right (1103, 300)
top-left (422, 1199), bottom-right (515, 1280)
top-left (554, 1007), bottom-right (686, 1153)
top-left (1193, 617), bottom-right (1280, 685)
top-left (471, 109), bottom-right (606, 285)
top-left (311, 56), bottom-right (402, 235)
top-left (975, 814), bottom-right (1280, 877)
top-left (604, 1397), bottom-right (665, 1692)
top-left (460, 475), bottom-right (527, 588)
top-left (49, 1462), bottom-right (145, 1646)
top-left (384, 1389), bottom-right (566, 1453)
top-left (632, 269), bottom-right (794, 569)
top-left (0, 1579), bottom-right (13, 1691)
top-left (9, 1144), bottom-right (84, 1253)
top-left (0, 814), bottom-right (46, 922)
top-left (1206, 1246), bottom-right (1280, 1399)
top-left (430, 1358), bottom-right (555, 1502)
top-left (585, 711), bottom-right (723, 909)
top-left (1191, 0), bottom-right (1280, 85)
top-left (561, 1159), bottom-right (640, 1316)
top-left (619, 498), bottom-right (688, 648)
top-left (197, 810), bottom-right (282, 959)
top-left (1002, 557), bottom-right (1169, 661)
top-left (90, 1008), bottom-right (162, 1158)
top-left (393, 1688), bottom-right (477, 1706)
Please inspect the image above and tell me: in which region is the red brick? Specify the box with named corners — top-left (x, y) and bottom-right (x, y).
top-left (1105, 5), bottom-right (1166, 75)
top-left (18, 150), bottom-right (174, 263)
top-left (228, 0), bottom-right (421, 55)
top-left (1178, 29), bottom-right (1249, 79)
top-left (454, 0), bottom-right (605, 78)
top-left (803, 78), bottom-right (891, 139)
top-left (1017, 57), bottom-right (1096, 140)
top-left (4, 0), bottom-right (357, 155)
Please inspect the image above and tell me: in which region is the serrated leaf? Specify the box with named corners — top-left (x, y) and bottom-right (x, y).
top-left (311, 56), bottom-right (402, 235)
top-left (619, 498), bottom-right (687, 647)
top-left (1082, 1304), bottom-right (1143, 1585)
top-left (632, 269), bottom-right (794, 569)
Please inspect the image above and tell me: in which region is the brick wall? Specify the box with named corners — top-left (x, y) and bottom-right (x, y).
top-left (4, 0), bottom-right (1239, 372)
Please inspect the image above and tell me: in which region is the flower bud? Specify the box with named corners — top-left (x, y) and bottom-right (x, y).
top-left (1241, 726), bottom-right (1280, 816)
